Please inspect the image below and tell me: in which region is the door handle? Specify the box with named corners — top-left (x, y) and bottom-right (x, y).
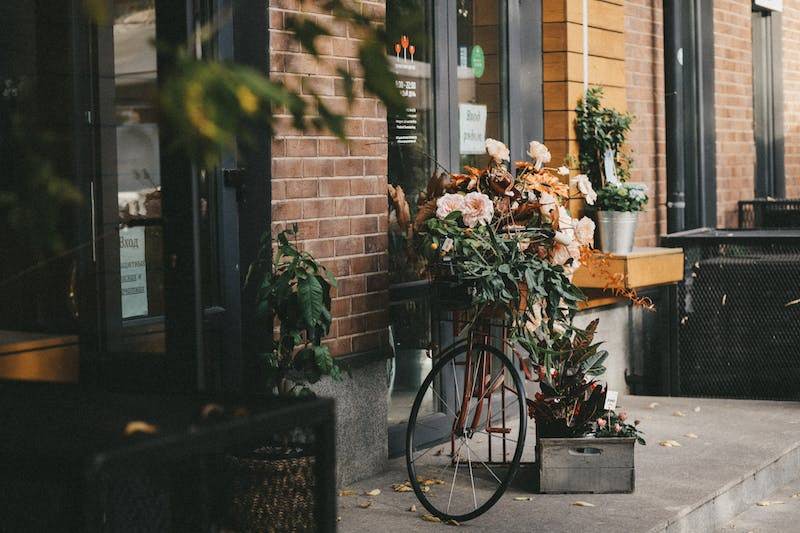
top-left (223, 167), bottom-right (246, 205)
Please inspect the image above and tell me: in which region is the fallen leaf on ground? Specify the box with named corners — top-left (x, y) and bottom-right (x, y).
top-left (648, 402), bottom-right (660, 409)
top-left (339, 489), bottom-right (356, 497)
top-left (408, 504), bottom-right (417, 512)
top-left (420, 486), bottom-right (430, 493)
top-left (421, 514), bottom-right (441, 523)
top-left (659, 440), bottom-right (682, 447)
top-left (573, 501), bottom-right (595, 507)
top-left (123, 421), bottom-right (158, 436)
top-left (433, 448), bottom-right (444, 456)
top-left (357, 500), bottom-right (372, 509)
top-left (672, 410), bottom-right (686, 417)
top-left (756, 500), bottom-right (784, 507)
top-left (421, 478), bottom-right (444, 486)
top-left (684, 433), bottom-right (699, 439)
top-left (446, 519), bottom-right (460, 526)
top-left (364, 489), bottom-right (381, 497)
top-left (200, 403), bottom-right (224, 418)
top-left (693, 406), bottom-right (701, 412)
top-left (514, 496), bottom-right (533, 501)
top-left (791, 493), bottom-right (800, 499)
top-left (392, 482), bottom-right (413, 493)
top-left (337, 517), bottom-right (341, 522)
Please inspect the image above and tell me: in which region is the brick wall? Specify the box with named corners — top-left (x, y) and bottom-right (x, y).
top-left (625, 0), bottom-right (665, 246)
top-left (713, 0), bottom-right (756, 227)
top-left (784, 1), bottom-right (800, 198)
top-left (269, 0), bottom-right (389, 357)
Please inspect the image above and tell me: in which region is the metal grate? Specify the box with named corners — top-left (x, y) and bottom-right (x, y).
top-left (0, 383), bottom-right (336, 532)
top-left (662, 229), bottom-right (800, 400)
top-left (738, 199), bottom-right (800, 228)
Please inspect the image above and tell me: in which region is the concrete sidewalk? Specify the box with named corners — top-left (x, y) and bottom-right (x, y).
top-left (337, 395), bottom-right (800, 533)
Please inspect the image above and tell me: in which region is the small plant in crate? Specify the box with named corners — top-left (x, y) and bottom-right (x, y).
top-left (595, 410), bottom-right (646, 445)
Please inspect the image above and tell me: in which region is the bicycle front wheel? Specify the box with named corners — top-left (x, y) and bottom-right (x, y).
top-left (405, 341), bottom-right (528, 522)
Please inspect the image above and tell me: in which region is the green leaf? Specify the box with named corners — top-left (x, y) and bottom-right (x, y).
top-left (298, 274), bottom-right (324, 328)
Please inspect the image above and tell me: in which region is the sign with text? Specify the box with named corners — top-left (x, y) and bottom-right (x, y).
top-left (604, 390), bottom-right (619, 411)
top-left (120, 226), bottom-right (148, 319)
top-left (459, 103), bottom-right (487, 154)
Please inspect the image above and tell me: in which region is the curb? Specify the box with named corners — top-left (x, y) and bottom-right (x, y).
top-left (646, 441), bottom-right (800, 532)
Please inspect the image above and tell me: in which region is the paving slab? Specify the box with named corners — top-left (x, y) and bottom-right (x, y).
top-left (337, 395), bottom-right (800, 533)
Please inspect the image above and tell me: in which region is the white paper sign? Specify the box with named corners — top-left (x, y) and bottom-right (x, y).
top-left (604, 390), bottom-right (619, 411)
top-left (754, 0), bottom-right (782, 11)
top-left (459, 103), bottom-right (487, 155)
top-left (119, 226), bottom-right (148, 319)
top-left (603, 149), bottom-right (619, 184)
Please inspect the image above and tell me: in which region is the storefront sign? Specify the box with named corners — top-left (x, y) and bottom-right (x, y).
top-left (119, 226), bottom-right (148, 319)
top-left (470, 45), bottom-right (485, 78)
top-left (459, 103), bottom-right (487, 154)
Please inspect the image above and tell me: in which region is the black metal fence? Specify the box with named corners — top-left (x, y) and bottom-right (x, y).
top-left (662, 229), bottom-right (800, 400)
top-left (738, 199), bottom-right (800, 228)
top-left (0, 383), bottom-right (336, 532)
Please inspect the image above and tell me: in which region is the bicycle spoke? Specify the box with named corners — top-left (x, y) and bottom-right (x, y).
top-left (446, 444), bottom-right (462, 514)
top-left (466, 440), bottom-right (477, 511)
top-left (460, 439), bottom-right (503, 485)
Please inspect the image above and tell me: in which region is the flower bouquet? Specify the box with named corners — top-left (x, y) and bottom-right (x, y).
top-left (412, 138), bottom-right (597, 356)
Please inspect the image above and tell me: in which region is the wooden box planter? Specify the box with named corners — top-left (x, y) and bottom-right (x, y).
top-left (536, 437), bottom-right (635, 494)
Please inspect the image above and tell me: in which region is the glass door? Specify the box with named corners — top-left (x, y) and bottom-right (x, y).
top-left (386, 0), bottom-right (511, 455)
top-left (90, 0), bottom-right (243, 391)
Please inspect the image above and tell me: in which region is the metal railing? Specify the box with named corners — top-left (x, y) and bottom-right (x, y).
top-left (738, 199), bottom-right (800, 229)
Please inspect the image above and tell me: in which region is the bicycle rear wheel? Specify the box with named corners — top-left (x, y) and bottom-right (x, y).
top-left (405, 341), bottom-right (527, 522)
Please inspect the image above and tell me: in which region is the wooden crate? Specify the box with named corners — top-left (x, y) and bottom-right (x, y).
top-left (573, 247), bottom-right (684, 290)
top-left (537, 437), bottom-right (635, 493)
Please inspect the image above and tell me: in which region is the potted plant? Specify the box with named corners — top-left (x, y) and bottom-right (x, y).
top-left (529, 319), bottom-right (643, 493)
top-left (574, 87), bottom-right (646, 254)
top-left (226, 224), bottom-right (341, 532)
top-left (595, 181), bottom-right (649, 254)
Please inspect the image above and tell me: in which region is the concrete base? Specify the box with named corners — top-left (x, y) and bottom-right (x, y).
top-left (575, 304), bottom-right (632, 394)
top-left (338, 395), bottom-right (800, 532)
top-left (312, 358), bottom-right (389, 487)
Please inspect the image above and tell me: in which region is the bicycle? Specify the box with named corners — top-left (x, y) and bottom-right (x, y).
top-left (404, 307), bottom-right (536, 523)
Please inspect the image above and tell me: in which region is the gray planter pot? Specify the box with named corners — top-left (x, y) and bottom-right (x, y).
top-left (596, 210), bottom-right (638, 254)
top-left (536, 437), bottom-right (635, 493)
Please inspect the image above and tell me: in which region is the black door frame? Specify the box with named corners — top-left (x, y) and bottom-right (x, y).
top-left (752, 5), bottom-right (785, 198)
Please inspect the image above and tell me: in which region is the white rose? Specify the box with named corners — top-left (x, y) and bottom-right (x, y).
top-left (572, 174), bottom-right (597, 205)
top-left (436, 193), bottom-right (465, 219)
top-left (558, 166), bottom-right (570, 176)
top-left (575, 216), bottom-right (596, 246)
top-left (485, 138), bottom-right (510, 163)
top-left (557, 206), bottom-right (574, 231)
top-left (538, 192), bottom-right (558, 222)
top-left (555, 229), bottom-right (575, 246)
top-left (527, 141), bottom-right (551, 169)
top-left (461, 191), bottom-right (494, 228)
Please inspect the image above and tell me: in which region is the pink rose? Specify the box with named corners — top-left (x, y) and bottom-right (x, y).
top-left (575, 216), bottom-right (596, 246)
top-left (461, 192), bottom-right (494, 228)
top-left (527, 141), bottom-right (551, 170)
top-left (613, 423), bottom-right (622, 433)
top-left (550, 243), bottom-right (571, 266)
top-left (572, 174), bottom-right (596, 205)
top-left (618, 411), bottom-right (628, 422)
top-left (436, 193), bottom-right (465, 220)
top-left (596, 418), bottom-right (607, 429)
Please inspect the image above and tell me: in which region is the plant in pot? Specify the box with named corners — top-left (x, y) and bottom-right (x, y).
top-left (528, 319), bottom-right (641, 494)
top-left (575, 87), bottom-right (647, 254)
top-left (226, 224), bottom-right (341, 532)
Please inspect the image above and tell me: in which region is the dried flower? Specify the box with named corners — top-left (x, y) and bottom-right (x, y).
top-left (435, 193), bottom-right (465, 219)
top-left (485, 138), bottom-right (510, 163)
top-left (558, 166), bottom-right (570, 176)
top-left (572, 174), bottom-right (597, 205)
top-left (461, 191), bottom-right (494, 228)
